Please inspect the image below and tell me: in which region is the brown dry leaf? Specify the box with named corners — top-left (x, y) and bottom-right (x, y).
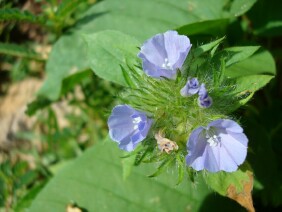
top-left (227, 172), bottom-right (255, 212)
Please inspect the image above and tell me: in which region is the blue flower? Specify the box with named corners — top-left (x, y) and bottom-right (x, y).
top-left (198, 84), bottom-right (212, 108)
top-left (186, 119), bottom-right (248, 172)
top-left (138, 30), bottom-right (191, 79)
top-left (108, 105), bottom-right (152, 151)
top-left (180, 77), bottom-right (200, 97)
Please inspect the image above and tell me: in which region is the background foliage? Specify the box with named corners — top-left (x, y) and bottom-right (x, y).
top-left (0, 0), bottom-right (282, 211)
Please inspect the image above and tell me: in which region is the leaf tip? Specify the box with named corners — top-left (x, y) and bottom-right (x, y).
top-left (226, 171), bottom-right (255, 212)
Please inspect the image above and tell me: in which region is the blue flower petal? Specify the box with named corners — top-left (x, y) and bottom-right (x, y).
top-left (186, 119), bottom-right (248, 172)
top-left (215, 146), bottom-right (238, 172)
top-left (164, 31), bottom-right (191, 67)
top-left (220, 133), bottom-right (247, 165)
top-left (108, 105), bottom-right (152, 151)
top-left (138, 33), bottom-right (166, 67)
top-left (209, 119), bottom-right (243, 133)
top-left (204, 147), bottom-right (221, 172)
top-left (138, 30), bottom-right (191, 79)
top-left (140, 57), bottom-right (177, 79)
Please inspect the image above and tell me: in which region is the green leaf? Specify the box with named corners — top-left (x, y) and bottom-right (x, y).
top-left (60, 69), bottom-right (92, 96)
top-left (29, 139), bottom-right (213, 211)
top-left (85, 30), bottom-right (140, 86)
top-left (225, 49), bottom-right (275, 108)
top-left (15, 171), bottom-right (38, 189)
top-left (25, 96), bottom-right (52, 116)
top-left (121, 155), bottom-right (136, 180)
top-left (193, 36), bottom-right (226, 57)
top-left (55, 0), bottom-right (87, 19)
top-left (234, 75), bottom-right (274, 94)
top-left (187, 0), bottom-right (256, 19)
top-left (0, 8), bottom-right (42, 24)
top-left (121, 65), bottom-right (136, 88)
top-left (0, 42), bottom-right (44, 61)
top-left (148, 157), bottom-right (174, 178)
top-left (37, 35), bottom-right (88, 100)
top-left (177, 19), bottom-right (229, 37)
top-left (38, 0), bottom-right (256, 100)
top-left (226, 49), bottom-right (276, 78)
top-left (176, 155), bottom-right (185, 185)
top-left (230, 74), bottom-right (274, 109)
top-left (14, 181), bottom-right (47, 211)
top-left (230, 0), bottom-right (257, 17)
top-left (205, 169), bottom-right (249, 196)
top-left (204, 167), bottom-right (254, 211)
top-left (224, 46), bottom-right (260, 67)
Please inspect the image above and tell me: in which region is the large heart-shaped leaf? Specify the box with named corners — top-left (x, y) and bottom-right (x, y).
top-left (225, 49), bottom-right (276, 78)
top-left (29, 139), bottom-right (210, 211)
top-left (38, 0), bottom-right (257, 100)
top-left (29, 139), bottom-right (244, 211)
top-left (225, 49), bottom-right (276, 108)
top-left (85, 30), bottom-right (140, 86)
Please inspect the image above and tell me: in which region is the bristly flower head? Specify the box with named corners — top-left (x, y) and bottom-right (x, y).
top-left (186, 119), bottom-right (248, 172)
top-left (180, 77), bottom-right (200, 97)
top-left (198, 84), bottom-right (212, 108)
top-left (137, 30), bottom-right (192, 79)
top-left (108, 105), bottom-right (152, 151)
top-left (107, 31), bottom-right (253, 184)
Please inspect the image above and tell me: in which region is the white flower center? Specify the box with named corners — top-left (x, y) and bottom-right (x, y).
top-left (162, 58), bottom-right (172, 70)
top-left (206, 134), bottom-right (220, 147)
top-left (132, 117), bottom-right (142, 130)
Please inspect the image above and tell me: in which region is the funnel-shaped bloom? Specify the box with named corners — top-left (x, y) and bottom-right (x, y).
top-left (108, 105), bottom-right (152, 151)
top-left (138, 30), bottom-right (191, 79)
top-left (186, 119), bottom-right (248, 172)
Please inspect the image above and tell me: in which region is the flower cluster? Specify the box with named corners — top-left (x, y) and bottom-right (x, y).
top-left (108, 30), bottom-right (248, 173)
